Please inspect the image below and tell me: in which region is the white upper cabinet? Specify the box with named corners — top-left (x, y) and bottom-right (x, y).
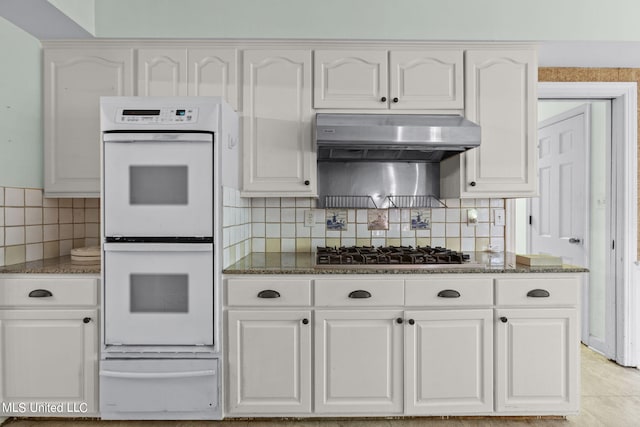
top-left (187, 48), bottom-right (238, 110)
top-left (314, 50), bottom-right (388, 109)
top-left (137, 48), bottom-right (187, 96)
top-left (389, 50), bottom-right (463, 110)
top-left (314, 49), bottom-right (463, 110)
top-left (242, 49), bottom-right (316, 197)
top-left (441, 48), bottom-right (538, 198)
top-left (44, 48), bottom-right (133, 197)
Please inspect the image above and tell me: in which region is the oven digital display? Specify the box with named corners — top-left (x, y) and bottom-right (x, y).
top-left (122, 109), bottom-right (161, 116)
top-left (176, 109), bottom-right (186, 116)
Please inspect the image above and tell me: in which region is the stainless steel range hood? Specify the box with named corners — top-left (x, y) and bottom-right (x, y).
top-left (316, 113), bottom-right (480, 162)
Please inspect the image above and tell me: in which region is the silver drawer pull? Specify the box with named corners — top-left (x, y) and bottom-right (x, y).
top-left (28, 289), bottom-right (53, 298)
top-left (527, 289), bottom-right (550, 298)
top-left (437, 289), bottom-right (461, 298)
top-left (348, 290), bottom-right (372, 299)
top-left (257, 289), bottom-right (281, 298)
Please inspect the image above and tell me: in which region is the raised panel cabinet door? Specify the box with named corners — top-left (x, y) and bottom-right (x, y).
top-left (315, 310), bottom-right (403, 414)
top-left (187, 48), bottom-right (238, 110)
top-left (314, 50), bottom-right (388, 109)
top-left (495, 308), bottom-right (579, 413)
top-left (137, 48), bottom-right (187, 96)
top-left (390, 50), bottom-right (464, 109)
top-left (404, 309), bottom-right (493, 415)
top-left (44, 48), bottom-right (133, 197)
top-left (462, 49), bottom-right (538, 197)
top-left (0, 310), bottom-right (98, 416)
top-left (227, 310), bottom-right (312, 414)
top-left (242, 50), bottom-right (316, 196)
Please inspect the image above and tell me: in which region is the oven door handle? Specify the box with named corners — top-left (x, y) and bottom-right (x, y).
top-left (103, 243), bottom-right (213, 252)
top-left (103, 133), bottom-right (212, 143)
top-left (100, 370), bottom-right (216, 379)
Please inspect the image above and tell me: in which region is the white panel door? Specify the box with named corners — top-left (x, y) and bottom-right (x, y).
top-left (44, 48), bottom-right (133, 197)
top-left (530, 105), bottom-right (589, 268)
top-left (0, 309), bottom-right (97, 416)
top-left (227, 310), bottom-right (312, 414)
top-left (242, 49), bottom-right (316, 196)
top-left (137, 49), bottom-right (187, 96)
top-left (390, 50), bottom-right (464, 109)
top-left (462, 49), bottom-right (537, 197)
top-left (495, 308), bottom-right (579, 413)
top-left (404, 309), bottom-right (493, 414)
top-left (314, 50), bottom-right (388, 109)
top-left (315, 310), bottom-right (403, 414)
top-left (187, 48), bottom-right (238, 110)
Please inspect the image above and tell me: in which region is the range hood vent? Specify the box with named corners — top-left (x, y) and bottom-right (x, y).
top-left (316, 113), bottom-right (480, 162)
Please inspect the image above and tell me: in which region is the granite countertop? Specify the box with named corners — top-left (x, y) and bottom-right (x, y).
top-left (223, 252), bottom-right (589, 275)
top-left (0, 256), bottom-right (101, 275)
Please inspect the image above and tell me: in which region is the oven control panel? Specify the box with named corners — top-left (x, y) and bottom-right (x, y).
top-left (115, 107), bottom-right (200, 124)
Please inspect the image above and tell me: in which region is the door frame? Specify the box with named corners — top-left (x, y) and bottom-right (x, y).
top-left (508, 82), bottom-right (638, 366)
top-left (506, 82), bottom-right (640, 366)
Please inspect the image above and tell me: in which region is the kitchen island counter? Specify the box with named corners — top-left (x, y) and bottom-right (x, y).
top-left (223, 252), bottom-right (588, 275)
top-left (0, 256), bottom-right (100, 275)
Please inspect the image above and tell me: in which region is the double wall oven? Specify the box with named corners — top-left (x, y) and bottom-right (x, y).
top-left (99, 97), bottom-right (237, 420)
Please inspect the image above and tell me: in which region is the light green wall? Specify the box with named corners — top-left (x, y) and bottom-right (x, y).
top-left (48, 0), bottom-right (96, 35)
top-left (94, 0), bottom-right (640, 41)
top-left (0, 17), bottom-right (42, 189)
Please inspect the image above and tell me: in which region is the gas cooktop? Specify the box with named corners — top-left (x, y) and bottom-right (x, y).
top-left (315, 245), bottom-right (472, 267)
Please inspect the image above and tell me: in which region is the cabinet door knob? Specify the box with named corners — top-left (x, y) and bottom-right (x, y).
top-left (392, 97), bottom-right (399, 103)
top-left (83, 317), bottom-right (92, 324)
top-left (469, 181), bottom-right (477, 187)
top-left (28, 289), bottom-right (53, 298)
top-left (257, 289), bottom-right (281, 299)
top-left (408, 319), bottom-right (415, 325)
top-left (302, 318), bottom-right (309, 325)
top-left (348, 290), bottom-right (372, 299)
top-left (304, 180), bottom-right (310, 186)
top-left (381, 97), bottom-right (387, 102)
top-left (396, 317), bottom-right (404, 324)
top-left (500, 316), bottom-right (508, 323)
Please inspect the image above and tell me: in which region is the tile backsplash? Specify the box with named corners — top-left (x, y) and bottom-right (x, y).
top-left (222, 187), bottom-right (251, 268)
top-left (0, 187), bottom-right (100, 267)
top-left (250, 197), bottom-right (506, 254)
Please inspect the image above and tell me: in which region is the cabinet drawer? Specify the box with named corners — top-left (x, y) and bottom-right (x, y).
top-left (226, 279), bottom-right (311, 306)
top-left (315, 279), bottom-right (404, 306)
top-left (0, 278), bottom-right (98, 307)
top-left (495, 277), bottom-right (580, 306)
top-left (405, 277), bottom-right (493, 306)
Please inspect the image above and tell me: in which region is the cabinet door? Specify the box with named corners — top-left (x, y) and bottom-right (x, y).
top-left (227, 310), bottom-right (312, 414)
top-left (0, 309), bottom-right (97, 416)
top-left (137, 48), bottom-right (187, 96)
top-left (314, 50), bottom-right (388, 109)
top-left (187, 48), bottom-right (238, 110)
top-left (315, 310), bottom-right (403, 414)
top-left (458, 49), bottom-right (537, 197)
top-left (44, 48), bottom-right (133, 197)
top-left (495, 308), bottom-right (579, 413)
top-left (242, 50), bottom-right (316, 196)
top-left (390, 50), bottom-right (464, 109)
top-left (404, 309), bottom-right (493, 415)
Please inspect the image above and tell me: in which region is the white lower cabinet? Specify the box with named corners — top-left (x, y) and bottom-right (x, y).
top-left (314, 310), bottom-right (403, 414)
top-left (227, 310), bottom-right (312, 414)
top-left (0, 277), bottom-right (99, 417)
top-left (224, 274), bottom-right (582, 417)
top-left (495, 308), bottom-right (579, 413)
top-left (404, 309), bottom-right (493, 415)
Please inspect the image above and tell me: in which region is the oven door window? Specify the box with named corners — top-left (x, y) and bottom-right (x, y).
top-left (130, 274), bottom-right (189, 313)
top-left (129, 166), bottom-right (189, 206)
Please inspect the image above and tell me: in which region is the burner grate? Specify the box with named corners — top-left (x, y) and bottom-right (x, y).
top-left (316, 246), bottom-right (470, 266)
